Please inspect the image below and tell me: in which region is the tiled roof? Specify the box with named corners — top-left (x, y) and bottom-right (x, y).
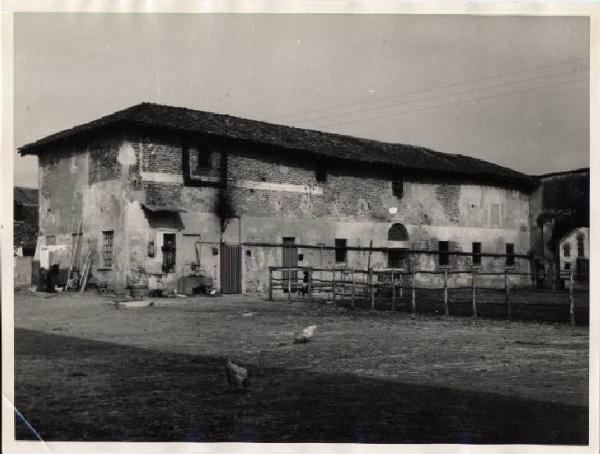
top-left (19, 102), bottom-right (538, 190)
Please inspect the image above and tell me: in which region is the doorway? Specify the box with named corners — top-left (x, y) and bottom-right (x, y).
top-left (220, 244), bottom-right (242, 294)
top-left (282, 237), bottom-right (298, 291)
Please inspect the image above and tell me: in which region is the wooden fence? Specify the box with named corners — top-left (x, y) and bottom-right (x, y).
top-left (268, 266), bottom-right (589, 326)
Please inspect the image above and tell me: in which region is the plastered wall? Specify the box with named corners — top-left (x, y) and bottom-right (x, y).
top-left (37, 129), bottom-right (532, 294)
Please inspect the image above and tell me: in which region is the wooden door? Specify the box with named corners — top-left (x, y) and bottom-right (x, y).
top-left (220, 244), bottom-right (242, 294)
top-left (282, 237), bottom-right (298, 290)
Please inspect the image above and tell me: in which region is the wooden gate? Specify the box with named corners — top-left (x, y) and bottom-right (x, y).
top-left (220, 244), bottom-right (242, 294)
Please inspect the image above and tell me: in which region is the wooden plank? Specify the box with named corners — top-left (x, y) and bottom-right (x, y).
top-left (268, 267), bottom-right (273, 301)
top-left (443, 269), bottom-right (449, 316)
top-left (369, 268), bottom-right (374, 311)
top-left (569, 270), bottom-right (575, 326)
top-left (411, 268), bottom-right (416, 315)
top-left (391, 269), bottom-right (396, 312)
top-left (351, 268), bottom-right (355, 309)
top-left (331, 267), bottom-right (336, 305)
top-left (287, 260), bottom-right (292, 303)
top-left (79, 251), bottom-right (92, 293)
top-left (65, 214), bottom-right (82, 291)
top-left (472, 269), bottom-right (478, 319)
top-left (505, 268), bottom-right (512, 320)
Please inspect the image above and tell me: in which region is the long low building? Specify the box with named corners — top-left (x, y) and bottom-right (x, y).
top-left (19, 102), bottom-right (540, 295)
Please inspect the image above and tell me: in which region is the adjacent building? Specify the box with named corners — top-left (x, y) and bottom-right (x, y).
top-left (13, 186), bottom-right (38, 256)
top-left (19, 102), bottom-right (542, 295)
top-left (528, 167), bottom-right (589, 287)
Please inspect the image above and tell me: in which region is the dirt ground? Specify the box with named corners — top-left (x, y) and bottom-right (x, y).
top-left (13, 290), bottom-right (589, 443)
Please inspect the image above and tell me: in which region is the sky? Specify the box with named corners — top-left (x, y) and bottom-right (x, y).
top-left (13, 13), bottom-right (590, 188)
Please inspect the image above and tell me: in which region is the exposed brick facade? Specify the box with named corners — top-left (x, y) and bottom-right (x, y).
top-left (143, 181), bottom-right (183, 207)
top-left (89, 141), bottom-right (121, 184)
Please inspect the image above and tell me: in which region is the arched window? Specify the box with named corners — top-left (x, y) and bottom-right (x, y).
top-left (388, 223), bottom-right (409, 241)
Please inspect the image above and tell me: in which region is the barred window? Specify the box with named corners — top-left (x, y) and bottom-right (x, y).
top-left (102, 231), bottom-right (114, 268)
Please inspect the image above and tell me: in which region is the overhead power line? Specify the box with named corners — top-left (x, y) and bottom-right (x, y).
top-left (269, 57), bottom-right (588, 122)
top-left (315, 76), bottom-right (588, 130)
top-left (290, 67), bottom-right (587, 125)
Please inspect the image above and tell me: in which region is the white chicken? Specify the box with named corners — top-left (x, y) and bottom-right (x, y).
top-left (225, 359), bottom-right (250, 390)
top-left (294, 325), bottom-right (317, 343)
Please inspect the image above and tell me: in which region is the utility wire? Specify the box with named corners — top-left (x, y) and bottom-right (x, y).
top-left (316, 76), bottom-right (588, 129)
top-left (269, 57), bottom-right (587, 122)
top-left (290, 67), bottom-right (587, 125)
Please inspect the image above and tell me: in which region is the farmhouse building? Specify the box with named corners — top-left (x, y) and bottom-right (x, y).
top-left (528, 167), bottom-right (589, 287)
top-left (19, 102), bottom-right (540, 295)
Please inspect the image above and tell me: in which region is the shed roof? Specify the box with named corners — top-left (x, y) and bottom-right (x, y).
top-left (19, 102), bottom-right (537, 190)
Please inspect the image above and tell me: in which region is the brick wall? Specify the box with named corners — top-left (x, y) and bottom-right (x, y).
top-left (130, 133), bottom-right (530, 235)
top-left (225, 146), bottom-right (392, 221)
top-left (142, 140), bottom-right (182, 174)
top-left (143, 181), bottom-right (183, 206)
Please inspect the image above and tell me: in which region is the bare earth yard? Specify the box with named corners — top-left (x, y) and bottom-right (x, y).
top-left (13, 291), bottom-right (589, 443)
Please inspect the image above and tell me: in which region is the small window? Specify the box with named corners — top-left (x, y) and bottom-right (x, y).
top-left (102, 231), bottom-right (114, 268)
top-left (564, 262), bottom-right (571, 270)
top-left (505, 243), bottom-right (515, 267)
top-left (196, 150), bottom-right (212, 170)
top-left (335, 239), bottom-right (347, 263)
top-left (576, 233), bottom-right (585, 257)
top-left (562, 243), bottom-right (571, 257)
top-left (392, 177), bottom-right (403, 198)
top-left (438, 241), bottom-right (449, 267)
top-left (187, 146), bottom-right (212, 172)
top-left (316, 167), bottom-right (327, 183)
top-left (472, 242), bottom-right (482, 266)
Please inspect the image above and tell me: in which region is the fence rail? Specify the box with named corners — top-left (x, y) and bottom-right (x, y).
top-left (268, 266), bottom-right (589, 326)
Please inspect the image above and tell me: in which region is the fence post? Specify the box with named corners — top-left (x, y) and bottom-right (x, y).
top-left (369, 268), bottom-right (375, 311)
top-left (411, 268), bottom-right (416, 316)
top-left (569, 270), bottom-right (575, 326)
top-left (268, 267), bottom-right (273, 301)
top-left (443, 269), bottom-right (449, 317)
top-left (332, 267), bottom-right (336, 305)
top-left (471, 268), bottom-right (477, 319)
top-left (399, 272), bottom-right (403, 298)
top-left (505, 268), bottom-right (511, 320)
top-left (288, 262), bottom-right (292, 303)
top-left (307, 267), bottom-right (313, 302)
top-left (351, 268), bottom-right (355, 310)
top-left (391, 270), bottom-right (396, 312)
